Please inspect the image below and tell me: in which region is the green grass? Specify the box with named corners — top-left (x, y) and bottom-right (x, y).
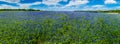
top-left (0, 14), bottom-right (120, 44)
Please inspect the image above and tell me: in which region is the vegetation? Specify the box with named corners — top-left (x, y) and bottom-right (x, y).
top-left (0, 9), bottom-right (41, 11)
top-left (0, 12), bottom-right (120, 44)
top-left (75, 10), bottom-right (120, 13)
top-left (98, 10), bottom-right (120, 13)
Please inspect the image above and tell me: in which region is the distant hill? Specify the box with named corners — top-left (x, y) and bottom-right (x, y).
top-left (0, 9), bottom-right (42, 11)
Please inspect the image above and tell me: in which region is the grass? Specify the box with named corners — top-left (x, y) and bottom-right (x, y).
top-left (0, 13), bottom-right (120, 44)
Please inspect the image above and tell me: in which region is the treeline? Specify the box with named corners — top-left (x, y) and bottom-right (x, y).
top-left (98, 10), bottom-right (120, 13)
top-left (74, 11), bottom-right (99, 13)
top-left (74, 10), bottom-right (120, 13)
top-left (0, 9), bottom-right (41, 11)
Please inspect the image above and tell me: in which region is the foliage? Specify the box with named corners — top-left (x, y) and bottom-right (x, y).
top-left (0, 11), bottom-right (120, 44)
top-left (0, 9), bottom-right (41, 11)
top-left (98, 10), bottom-right (120, 13)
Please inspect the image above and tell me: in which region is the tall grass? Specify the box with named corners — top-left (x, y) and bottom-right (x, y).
top-left (0, 13), bottom-right (120, 44)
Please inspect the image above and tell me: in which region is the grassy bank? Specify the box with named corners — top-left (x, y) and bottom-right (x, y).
top-left (0, 14), bottom-right (120, 44)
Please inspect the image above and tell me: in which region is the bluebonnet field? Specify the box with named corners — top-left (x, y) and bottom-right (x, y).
top-left (0, 11), bottom-right (120, 44)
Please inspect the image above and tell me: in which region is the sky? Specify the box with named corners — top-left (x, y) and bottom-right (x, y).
top-left (0, 0), bottom-right (120, 11)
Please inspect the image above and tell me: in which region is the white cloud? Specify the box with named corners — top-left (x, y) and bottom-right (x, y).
top-left (82, 5), bottom-right (108, 10)
top-left (0, 2), bottom-right (41, 9)
top-left (92, 5), bottom-right (104, 8)
top-left (0, 0), bottom-right (20, 3)
top-left (0, 0), bottom-right (66, 6)
top-left (18, 4), bottom-right (31, 9)
top-left (62, 0), bottom-right (67, 2)
top-left (42, 0), bottom-right (61, 5)
top-left (41, 0), bottom-right (68, 5)
top-left (0, 4), bottom-right (18, 9)
top-left (43, 6), bottom-right (79, 11)
top-left (65, 0), bottom-right (89, 7)
top-left (17, 2), bottom-right (41, 9)
top-left (0, 0), bottom-right (119, 11)
top-left (105, 0), bottom-right (117, 4)
top-left (83, 5), bottom-right (119, 10)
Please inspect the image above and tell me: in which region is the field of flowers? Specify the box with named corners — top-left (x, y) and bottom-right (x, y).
top-left (0, 11), bottom-right (120, 44)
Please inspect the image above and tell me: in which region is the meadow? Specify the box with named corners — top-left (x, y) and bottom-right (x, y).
top-left (0, 11), bottom-right (120, 44)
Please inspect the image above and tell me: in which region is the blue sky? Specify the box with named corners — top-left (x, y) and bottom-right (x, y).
top-left (0, 0), bottom-right (120, 11)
